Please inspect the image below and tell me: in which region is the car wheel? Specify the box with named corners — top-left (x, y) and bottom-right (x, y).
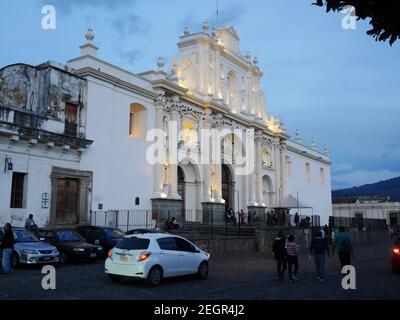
top-left (197, 261), bottom-right (208, 280)
top-left (60, 252), bottom-right (68, 264)
top-left (146, 266), bottom-right (162, 286)
top-left (12, 252), bottom-right (19, 269)
top-left (108, 274), bottom-right (123, 282)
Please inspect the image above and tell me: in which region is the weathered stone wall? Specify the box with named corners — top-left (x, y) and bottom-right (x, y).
top-left (0, 63), bottom-right (87, 122)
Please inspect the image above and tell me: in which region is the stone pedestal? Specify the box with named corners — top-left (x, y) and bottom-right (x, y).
top-left (202, 202), bottom-right (226, 224)
top-left (151, 198), bottom-right (183, 221)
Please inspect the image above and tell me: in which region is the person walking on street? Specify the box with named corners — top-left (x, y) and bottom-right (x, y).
top-left (332, 226), bottom-right (354, 269)
top-left (310, 231), bottom-right (330, 281)
top-left (272, 231), bottom-right (287, 281)
top-left (286, 235), bottom-right (300, 282)
top-left (1, 223), bottom-right (15, 275)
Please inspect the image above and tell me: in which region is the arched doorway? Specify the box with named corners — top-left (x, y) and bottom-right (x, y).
top-left (222, 164), bottom-right (234, 213)
top-left (178, 160), bottom-right (201, 222)
top-left (262, 175), bottom-right (274, 206)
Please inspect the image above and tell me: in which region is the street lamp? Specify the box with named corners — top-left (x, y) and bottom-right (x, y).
top-left (4, 157), bottom-right (13, 173)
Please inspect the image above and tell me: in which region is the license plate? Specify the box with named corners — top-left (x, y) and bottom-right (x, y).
top-left (90, 253), bottom-right (96, 258)
top-left (43, 257), bottom-right (51, 261)
top-left (122, 255), bottom-right (130, 262)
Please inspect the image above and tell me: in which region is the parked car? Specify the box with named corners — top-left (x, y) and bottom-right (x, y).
top-left (126, 229), bottom-right (159, 235)
top-left (75, 226), bottom-right (125, 255)
top-left (0, 227), bottom-right (59, 268)
top-left (38, 229), bottom-right (103, 263)
top-left (392, 236), bottom-right (400, 274)
top-left (105, 233), bottom-right (209, 286)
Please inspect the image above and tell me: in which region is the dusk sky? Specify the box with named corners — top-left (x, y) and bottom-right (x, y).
top-left (1, 0), bottom-right (399, 190)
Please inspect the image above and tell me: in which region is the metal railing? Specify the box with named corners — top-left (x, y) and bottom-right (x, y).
top-left (90, 209), bottom-right (259, 238)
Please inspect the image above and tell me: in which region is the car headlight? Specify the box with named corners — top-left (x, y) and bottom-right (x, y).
top-left (72, 248), bottom-right (85, 252)
top-left (23, 249), bottom-right (39, 254)
top-left (97, 247), bottom-right (103, 251)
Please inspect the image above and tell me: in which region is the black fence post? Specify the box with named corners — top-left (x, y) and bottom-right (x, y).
top-left (104, 211), bottom-right (107, 228)
top-left (127, 210), bottom-right (130, 232)
top-left (116, 210), bottom-right (119, 229)
top-left (146, 210), bottom-right (149, 230)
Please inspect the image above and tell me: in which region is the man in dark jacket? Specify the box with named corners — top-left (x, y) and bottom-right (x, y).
top-left (310, 231), bottom-right (330, 281)
top-left (272, 231), bottom-right (287, 281)
top-left (1, 223), bottom-right (15, 274)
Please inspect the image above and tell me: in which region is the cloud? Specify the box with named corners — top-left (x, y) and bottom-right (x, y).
top-left (120, 49), bottom-right (141, 65)
top-left (332, 169), bottom-right (400, 190)
top-left (111, 13), bottom-right (151, 36)
top-left (179, 1), bottom-right (245, 31)
top-left (38, 0), bottom-right (135, 14)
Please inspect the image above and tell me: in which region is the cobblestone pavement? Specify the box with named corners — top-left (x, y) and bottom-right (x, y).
top-left (0, 238), bottom-right (399, 300)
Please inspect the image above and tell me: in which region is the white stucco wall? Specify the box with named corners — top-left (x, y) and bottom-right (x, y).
top-left (0, 143), bottom-right (81, 228)
top-left (78, 76), bottom-right (155, 211)
top-left (285, 143), bottom-right (332, 225)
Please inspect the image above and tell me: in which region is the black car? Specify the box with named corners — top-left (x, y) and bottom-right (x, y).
top-left (38, 229), bottom-right (103, 263)
top-left (392, 236), bottom-right (400, 274)
top-left (75, 226), bottom-right (125, 256)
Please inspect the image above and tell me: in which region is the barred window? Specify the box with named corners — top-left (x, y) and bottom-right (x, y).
top-left (10, 172), bottom-right (27, 208)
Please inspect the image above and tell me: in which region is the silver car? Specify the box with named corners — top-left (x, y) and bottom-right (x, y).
top-left (0, 227), bottom-right (59, 267)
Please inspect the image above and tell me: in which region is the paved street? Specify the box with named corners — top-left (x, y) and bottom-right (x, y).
top-left (1, 238), bottom-right (399, 300)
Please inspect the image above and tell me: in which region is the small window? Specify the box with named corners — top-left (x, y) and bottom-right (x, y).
top-left (157, 237), bottom-right (178, 251)
top-left (305, 163), bottom-right (311, 182)
top-left (65, 104), bottom-right (78, 136)
top-left (174, 237), bottom-right (195, 252)
top-left (116, 237), bottom-right (150, 250)
top-left (10, 172), bottom-right (27, 208)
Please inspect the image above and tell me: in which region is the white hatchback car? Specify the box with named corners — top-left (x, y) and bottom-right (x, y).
top-left (105, 233), bottom-right (209, 286)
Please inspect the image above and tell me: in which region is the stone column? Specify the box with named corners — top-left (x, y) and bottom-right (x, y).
top-left (255, 132), bottom-right (263, 204)
top-left (248, 134), bottom-right (256, 206)
top-left (274, 141), bottom-right (282, 206)
top-left (152, 101), bottom-right (165, 198)
top-left (280, 142), bottom-right (287, 199)
top-left (201, 117), bottom-right (211, 201)
top-left (168, 107), bottom-right (180, 199)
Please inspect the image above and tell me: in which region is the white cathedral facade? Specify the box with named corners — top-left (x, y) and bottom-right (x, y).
top-left (0, 24), bottom-right (332, 228)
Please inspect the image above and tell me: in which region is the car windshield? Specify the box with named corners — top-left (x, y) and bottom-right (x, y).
top-left (116, 237), bottom-right (150, 250)
top-left (103, 228), bottom-right (125, 238)
top-left (14, 230), bottom-right (39, 243)
top-left (56, 231), bottom-right (83, 242)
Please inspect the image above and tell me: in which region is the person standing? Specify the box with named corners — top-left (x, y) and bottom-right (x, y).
top-left (294, 212), bottom-right (300, 227)
top-left (239, 209), bottom-right (245, 226)
top-left (1, 223), bottom-right (15, 275)
top-left (286, 235), bottom-right (300, 282)
top-left (272, 231), bottom-right (287, 281)
top-left (310, 231), bottom-right (330, 281)
top-left (332, 226), bottom-right (354, 269)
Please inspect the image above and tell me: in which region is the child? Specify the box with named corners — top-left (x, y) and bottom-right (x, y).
top-left (286, 235), bottom-right (300, 282)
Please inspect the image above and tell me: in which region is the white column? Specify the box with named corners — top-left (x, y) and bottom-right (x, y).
top-left (274, 141), bottom-right (281, 206)
top-left (168, 107), bottom-right (180, 199)
top-left (248, 134), bottom-right (256, 206)
top-left (255, 134), bottom-right (263, 204)
top-left (201, 118), bottom-right (211, 202)
top-left (152, 102), bottom-right (165, 198)
top-left (280, 143), bottom-right (287, 199)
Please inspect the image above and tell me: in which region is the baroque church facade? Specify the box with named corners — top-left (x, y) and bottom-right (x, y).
top-left (0, 23), bottom-right (332, 227)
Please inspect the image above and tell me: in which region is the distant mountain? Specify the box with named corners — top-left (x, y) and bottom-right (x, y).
top-left (332, 176), bottom-right (400, 202)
